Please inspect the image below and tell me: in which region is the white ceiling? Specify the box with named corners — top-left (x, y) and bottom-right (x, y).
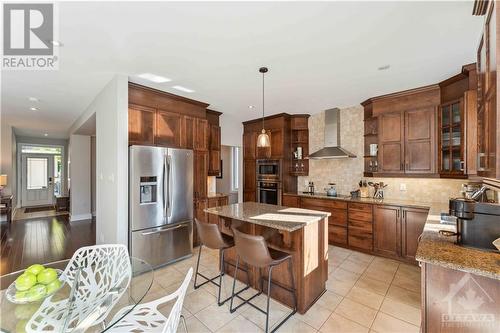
top-left (2, 1), bottom-right (483, 139)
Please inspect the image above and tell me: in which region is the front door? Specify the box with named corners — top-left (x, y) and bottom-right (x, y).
top-left (21, 154), bottom-right (54, 207)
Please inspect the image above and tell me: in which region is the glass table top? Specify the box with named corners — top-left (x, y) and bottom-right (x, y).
top-left (0, 257), bottom-right (153, 333)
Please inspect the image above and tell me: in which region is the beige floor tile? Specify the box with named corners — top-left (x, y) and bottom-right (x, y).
top-left (348, 252), bottom-right (375, 265)
top-left (380, 297), bottom-right (421, 326)
top-left (316, 290), bottom-right (343, 311)
top-left (241, 297), bottom-right (290, 331)
top-left (362, 267), bottom-right (397, 283)
top-left (339, 259), bottom-right (369, 274)
top-left (183, 288), bottom-right (217, 314)
top-left (319, 313), bottom-right (369, 333)
top-left (178, 315), bottom-right (212, 333)
top-left (195, 303), bottom-right (239, 331)
top-left (275, 317), bottom-right (318, 333)
top-left (334, 298), bottom-right (377, 327)
top-left (155, 269), bottom-right (186, 289)
top-left (331, 268), bottom-right (361, 283)
top-left (397, 263), bottom-right (420, 277)
top-left (327, 268), bottom-right (361, 295)
top-left (345, 286), bottom-right (384, 310)
top-left (297, 302), bottom-right (333, 329)
top-left (158, 300), bottom-right (193, 319)
top-left (391, 272), bottom-right (420, 293)
top-left (371, 256), bottom-right (400, 269)
top-left (354, 277), bottom-right (390, 296)
top-left (385, 285), bottom-right (421, 308)
top-left (216, 315), bottom-right (263, 333)
top-left (371, 312), bottom-right (420, 333)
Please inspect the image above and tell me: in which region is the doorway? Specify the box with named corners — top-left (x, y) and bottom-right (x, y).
top-left (19, 145), bottom-right (64, 208)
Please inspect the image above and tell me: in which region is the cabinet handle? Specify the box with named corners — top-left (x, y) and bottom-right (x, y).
top-left (396, 210), bottom-right (399, 218)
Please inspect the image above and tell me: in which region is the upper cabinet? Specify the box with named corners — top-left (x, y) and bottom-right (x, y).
top-left (475, 1), bottom-right (499, 179)
top-left (363, 63), bottom-right (480, 179)
top-left (128, 104), bottom-right (156, 145)
top-left (206, 110), bottom-right (222, 176)
top-left (156, 110), bottom-right (182, 147)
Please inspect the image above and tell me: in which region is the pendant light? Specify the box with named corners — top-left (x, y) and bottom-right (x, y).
top-left (256, 66), bottom-right (271, 148)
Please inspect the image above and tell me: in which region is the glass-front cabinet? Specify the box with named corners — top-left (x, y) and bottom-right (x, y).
top-left (439, 99), bottom-right (465, 177)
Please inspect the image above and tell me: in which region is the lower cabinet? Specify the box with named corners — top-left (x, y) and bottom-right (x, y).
top-left (373, 204), bottom-right (428, 263)
top-left (373, 205), bottom-right (401, 258)
top-left (193, 198), bottom-right (208, 246)
top-left (401, 207), bottom-right (428, 261)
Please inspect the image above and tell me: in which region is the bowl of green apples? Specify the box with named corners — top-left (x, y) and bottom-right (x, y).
top-left (6, 264), bottom-right (65, 304)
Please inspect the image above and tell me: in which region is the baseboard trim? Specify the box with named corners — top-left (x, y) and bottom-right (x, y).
top-left (70, 213), bottom-right (93, 222)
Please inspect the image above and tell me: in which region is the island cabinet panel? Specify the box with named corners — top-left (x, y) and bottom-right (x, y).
top-left (211, 214), bottom-right (329, 314)
top-left (421, 263), bottom-right (500, 333)
top-left (401, 207), bottom-right (428, 261)
top-left (373, 205), bottom-right (401, 258)
top-left (156, 110), bottom-right (182, 147)
top-left (128, 104), bottom-right (156, 145)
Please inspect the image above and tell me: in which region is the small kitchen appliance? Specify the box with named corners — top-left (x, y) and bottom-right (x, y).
top-left (325, 183), bottom-right (337, 197)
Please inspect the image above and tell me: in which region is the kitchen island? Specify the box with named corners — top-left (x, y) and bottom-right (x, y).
top-left (205, 202), bottom-right (330, 314)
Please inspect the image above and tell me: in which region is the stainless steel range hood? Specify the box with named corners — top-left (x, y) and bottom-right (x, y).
top-left (309, 108), bottom-right (357, 159)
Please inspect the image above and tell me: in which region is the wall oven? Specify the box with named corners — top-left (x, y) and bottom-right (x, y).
top-left (256, 159), bottom-right (281, 180)
top-left (257, 181), bottom-right (282, 205)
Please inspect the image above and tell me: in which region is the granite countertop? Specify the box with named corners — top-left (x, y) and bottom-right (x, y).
top-left (284, 192), bottom-right (444, 210)
top-left (204, 202), bottom-right (330, 232)
top-left (285, 192), bottom-right (500, 280)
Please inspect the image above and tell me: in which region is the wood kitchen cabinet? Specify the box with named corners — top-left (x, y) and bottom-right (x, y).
top-left (347, 203), bottom-right (373, 251)
top-left (181, 116), bottom-right (196, 149)
top-left (373, 205), bottom-right (401, 258)
top-left (378, 112), bottom-right (404, 173)
top-left (243, 132), bottom-right (257, 160)
top-left (401, 207), bottom-right (428, 261)
top-left (209, 150), bottom-right (221, 176)
top-left (156, 110), bottom-right (182, 147)
top-left (243, 159), bottom-right (256, 202)
top-left (194, 118), bottom-right (208, 151)
top-left (209, 125), bottom-right (221, 151)
top-left (193, 151), bottom-right (208, 199)
top-left (128, 104), bottom-right (156, 145)
top-left (378, 108), bottom-right (436, 174)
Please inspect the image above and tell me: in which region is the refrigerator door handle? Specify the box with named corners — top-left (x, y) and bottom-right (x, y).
top-left (140, 223), bottom-right (188, 236)
top-left (162, 155), bottom-right (167, 217)
top-left (167, 155), bottom-right (172, 218)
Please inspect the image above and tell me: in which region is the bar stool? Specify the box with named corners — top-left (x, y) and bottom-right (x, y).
top-left (229, 227), bottom-right (297, 333)
top-left (194, 219), bottom-right (249, 305)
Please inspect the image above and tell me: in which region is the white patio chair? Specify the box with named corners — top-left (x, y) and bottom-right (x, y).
top-left (108, 267), bottom-right (193, 333)
top-left (26, 244), bottom-right (131, 333)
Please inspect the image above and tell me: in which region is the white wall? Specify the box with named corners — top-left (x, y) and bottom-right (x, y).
top-left (81, 75), bottom-right (128, 246)
top-left (69, 135), bottom-right (91, 221)
top-left (220, 113), bottom-right (243, 147)
top-left (91, 136), bottom-right (96, 216)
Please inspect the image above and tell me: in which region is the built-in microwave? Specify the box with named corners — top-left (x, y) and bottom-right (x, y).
top-left (256, 159), bottom-right (281, 180)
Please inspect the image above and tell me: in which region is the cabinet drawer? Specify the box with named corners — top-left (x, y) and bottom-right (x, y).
top-left (348, 210), bottom-right (373, 222)
top-left (301, 197), bottom-right (347, 210)
top-left (348, 219), bottom-right (372, 232)
top-left (329, 209), bottom-right (347, 226)
top-left (348, 227), bottom-right (373, 251)
top-left (348, 203), bottom-right (373, 213)
top-left (329, 225), bottom-right (347, 245)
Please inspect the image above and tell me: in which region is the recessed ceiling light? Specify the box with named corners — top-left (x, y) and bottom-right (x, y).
top-left (28, 97), bottom-right (39, 102)
top-left (51, 40), bottom-right (63, 47)
top-left (378, 64), bottom-right (391, 71)
top-left (44, 133), bottom-right (48, 137)
top-left (172, 85), bottom-right (194, 93)
top-left (30, 107), bottom-right (38, 111)
top-left (137, 73), bottom-right (171, 83)
top-left (248, 105), bottom-right (255, 109)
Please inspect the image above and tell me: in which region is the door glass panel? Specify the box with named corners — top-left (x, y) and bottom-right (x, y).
top-left (452, 149), bottom-right (462, 171)
top-left (441, 128), bottom-right (450, 147)
top-left (451, 103), bottom-right (461, 124)
top-left (27, 158), bottom-right (47, 189)
top-left (54, 155), bottom-right (62, 196)
top-left (451, 126), bottom-right (461, 147)
top-left (442, 150), bottom-right (450, 171)
top-left (441, 106), bottom-right (450, 125)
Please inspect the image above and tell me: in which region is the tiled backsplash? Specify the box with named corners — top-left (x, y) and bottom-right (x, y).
top-left (297, 107), bottom-right (464, 203)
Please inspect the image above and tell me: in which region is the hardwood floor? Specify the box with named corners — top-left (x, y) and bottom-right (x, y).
top-left (0, 215), bottom-right (96, 275)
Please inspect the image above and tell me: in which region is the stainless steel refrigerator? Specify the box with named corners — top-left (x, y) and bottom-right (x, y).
top-left (129, 145), bottom-right (193, 268)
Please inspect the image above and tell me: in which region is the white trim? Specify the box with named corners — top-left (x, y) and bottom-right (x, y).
top-left (70, 213), bottom-right (92, 221)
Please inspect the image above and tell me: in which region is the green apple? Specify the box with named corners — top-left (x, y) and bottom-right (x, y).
top-left (45, 278), bottom-right (62, 294)
top-left (36, 268), bottom-right (57, 285)
top-left (15, 319), bottom-right (27, 333)
top-left (25, 284), bottom-right (46, 301)
top-left (15, 273), bottom-right (37, 291)
top-left (26, 264), bottom-right (45, 276)
top-left (15, 290), bottom-right (28, 300)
